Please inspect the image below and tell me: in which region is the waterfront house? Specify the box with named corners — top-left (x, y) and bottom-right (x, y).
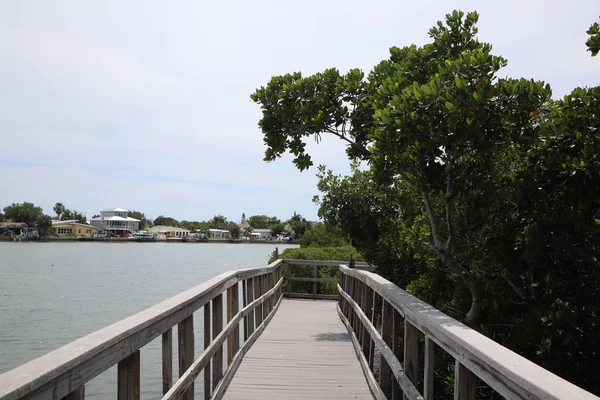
top-left (252, 228), bottom-right (272, 239)
top-left (51, 220), bottom-right (101, 238)
top-left (149, 225), bottom-right (190, 238)
top-left (90, 208), bottom-right (140, 236)
top-left (208, 229), bottom-right (230, 238)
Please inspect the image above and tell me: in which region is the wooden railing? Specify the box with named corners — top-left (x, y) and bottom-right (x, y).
top-left (0, 259), bottom-right (284, 400)
top-left (337, 264), bottom-right (600, 400)
top-left (282, 259), bottom-right (375, 300)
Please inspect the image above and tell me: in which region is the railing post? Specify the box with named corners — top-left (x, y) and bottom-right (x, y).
top-left (454, 361), bottom-right (476, 400)
top-left (274, 247), bottom-right (279, 260)
top-left (204, 303), bottom-right (211, 400)
top-left (178, 315), bottom-right (194, 400)
top-left (118, 350), bottom-right (140, 400)
top-left (380, 300), bottom-right (393, 397)
top-left (362, 285), bottom-right (374, 366)
top-left (424, 335), bottom-right (435, 400)
top-left (404, 320), bottom-right (419, 400)
top-left (242, 280), bottom-right (248, 341)
top-left (230, 283), bottom-right (240, 360)
top-left (313, 264), bottom-right (318, 300)
top-left (286, 262), bottom-right (292, 298)
top-left (162, 329), bottom-right (173, 395)
top-left (212, 294), bottom-right (223, 391)
top-left (254, 276), bottom-right (263, 325)
top-left (63, 386), bottom-right (85, 400)
top-left (247, 277), bottom-right (255, 337)
top-left (391, 309), bottom-right (402, 400)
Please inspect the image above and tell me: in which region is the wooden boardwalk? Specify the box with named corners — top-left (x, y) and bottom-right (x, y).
top-left (223, 299), bottom-right (374, 400)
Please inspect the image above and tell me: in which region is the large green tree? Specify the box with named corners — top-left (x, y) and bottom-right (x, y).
top-left (129, 210), bottom-right (152, 230)
top-left (53, 202), bottom-right (65, 220)
top-left (3, 202), bottom-right (53, 235)
top-left (209, 215), bottom-right (228, 230)
top-left (587, 17), bottom-right (600, 56)
top-left (248, 215), bottom-right (281, 229)
top-left (153, 215), bottom-right (180, 227)
top-left (252, 10), bottom-right (600, 394)
top-left (61, 209), bottom-right (87, 224)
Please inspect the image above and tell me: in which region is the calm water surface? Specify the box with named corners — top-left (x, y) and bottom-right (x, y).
top-left (0, 242), bottom-right (297, 398)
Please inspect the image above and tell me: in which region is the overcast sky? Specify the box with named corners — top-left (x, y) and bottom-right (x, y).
top-left (1, 1), bottom-right (598, 223)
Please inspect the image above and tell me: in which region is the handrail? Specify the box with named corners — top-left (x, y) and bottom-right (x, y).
top-left (338, 265), bottom-right (600, 400)
top-left (0, 259), bottom-right (284, 400)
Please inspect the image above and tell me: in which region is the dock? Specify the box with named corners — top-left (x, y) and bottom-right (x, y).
top-left (0, 258), bottom-right (598, 400)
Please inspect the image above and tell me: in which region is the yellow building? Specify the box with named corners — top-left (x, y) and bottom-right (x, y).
top-left (51, 220), bottom-right (101, 237)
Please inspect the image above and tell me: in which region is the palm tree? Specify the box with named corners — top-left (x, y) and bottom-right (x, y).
top-left (53, 202), bottom-right (65, 221)
top-left (243, 226), bottom-right (254, 239)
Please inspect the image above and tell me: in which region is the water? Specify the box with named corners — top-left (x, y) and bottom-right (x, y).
top-left (0, 242), bottom-right (297, 398)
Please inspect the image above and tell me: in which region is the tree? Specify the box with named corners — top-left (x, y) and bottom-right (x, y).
top-left (228, 222), bottom-right (241, 239)
top-left (270, 223), bottom-right (286, 236)
top-left (36, 215), bottom-right (52, 236)
top-left (299, 222), bottom-right (350, 247)
top-left (53, 202), bottom-right (65, 220)
top-left (243, 226), bottom-right (254, 238)
top-left (61, 209), bottom-right (87, 224)
top-left (286, 212), bottom-right (311, 239)
top-left (3, 202), bottom-right (47, 226)
top-left (248, 215), bottom-right (280, 229)
top-left (0, 212), bottom-right (5, 222)
top-left (209, 215), bottom-right (228, 230)
top-left (129, 210), bottom-right (152, 230)
top-left (153, 215), bottom-right (180, 227)
top-left (587, 17), bottom-right (600, 56)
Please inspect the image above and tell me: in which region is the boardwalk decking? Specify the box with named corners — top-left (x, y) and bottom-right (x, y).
top-left (224, 299), bottom-right (374, 400)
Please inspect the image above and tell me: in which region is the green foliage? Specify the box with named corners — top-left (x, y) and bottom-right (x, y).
top-left (587, 17), bottom-right (600, 56)
top-left (286, 212), bottom-right (311, 238)
top-left (248, 215), bottom-right (280, 229)
top-left (279, 246), bottom-right (364, 262)
top-left (36, 214), bottom-right (53, 236)
top-left (299, 222), bottom-right (350, 247)
top-left (53, 202), bottom-right (65, 220)
top-left (209, 215), bottom-right (228, 230)
top-left (0, 212), bottom-right (5, 222)
top-left (243, 226), bottom-right (254, 238)
top-left (153, 215), bottom-right (180, 227)
top-left (128, 210), bottom-right (152, 230)
top-left (252, 10), bottom-right (600, 394)
top-left (61, 208), bottom-right (87, 224)
top-left (228, 222), bottom-right (241, 239)
top-left (269, 222), bottom-right (286, 236)
top-left (4, 202), bottom-right (47, 226)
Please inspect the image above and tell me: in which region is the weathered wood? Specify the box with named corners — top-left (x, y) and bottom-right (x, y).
top-left (424, 336), bottom-right (434, 400)
top-left (286, 263), bottom-right (292, 297)
top-left (404, 320), bottom-right (419, 400)
top-left (454, 361), bottom-right (476, 400)
top-left (336, 303), bottom-right (388, 400)
top-left (362, 285), bottom-right (374, 361)
top-left (282, 259), bottom-right (375, 271)
top-left (227, 287), bottom-right (233, 364)
top-left (254, 276), bottom-right (263, 325)
top-left (313, 265), bottom-right (318, 299)
top-left (162, 279), bottom-right (283, 400)
top-left (380, 300), bottom-right (394, 397)
top-left (204, 303), bottom-right (211, 400)
top-left (392, 308), bottom-right (403, 400)
top-left (178, 315), bottom-right (194, 400)
top-left (241, 280), bottom-right (247, 342)
top-left (117, 350), bottom-right (140, 400)
top-left (212, 293), bottom-right (224, 391)
top-left (162, 329), bottom-right (172, 395)
top-left (338, 285), bottom-right (424, 400)
top-left (246, 277), bottom-right (255, 337)
top-left (287, 293), bottom-right (338, 300)
top-left (62, 386), bottom-right (84, 400)
top-left (231, 283), bottom-right (240, 360)
top-left (339, 266), bottom-right (600, 400)
top-left (287, 276), bottom-right (338, 283)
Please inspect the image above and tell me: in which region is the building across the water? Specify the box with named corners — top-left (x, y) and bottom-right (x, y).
top-left (149, 225), bottom-right (190, 238)
top-left (208, 229), bottom-right (230, 238)
top-left (51, 220), bottom-right (101, 238)
top-left (90, 208), bottom-right (140, 236)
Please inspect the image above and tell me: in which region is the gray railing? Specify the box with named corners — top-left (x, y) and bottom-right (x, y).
top-left (337, 264), bottom-right (600, 400)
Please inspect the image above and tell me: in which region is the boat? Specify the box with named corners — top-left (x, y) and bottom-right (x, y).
top-left (129, 231), bottom-right (155, 242)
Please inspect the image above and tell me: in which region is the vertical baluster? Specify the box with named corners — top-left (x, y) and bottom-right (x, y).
top-left (287, 263), bottom-right (292, 298)
top-left (118, 351), bottom-right (140, 400)
top-left (313, 264), bottom-right (318, 299)
top-left (362, 285), bottom-right (374, 366)
top-left (162, 329), bottom-right (172, 395)
top-left (391, 309), bottom-right (402, 400)
top-left (178, 315), bottom-right (194, 400)
top-left (254, 276), bottom-right (263, 325)
top-left (454, 361), bottom-right (476, 400)
top-left (227, 287), bottom-right (233, 365)
top-left (380, 301), bottom-right (393, 398)
top-left (357, 281), bottom-right (365, 347)
top-left (424, 335), bottom-right (435, 400)
top-left (404, 320), bottom-right (419, 400)
top-left (231, 283), bottom-right (240, 356)
top-left (63, 386), bottom-right (85, 400)
top-left (247, 277), bottom-right (255, 336)
top-left (242, 280), bottom-right (248, 341)
top-left (204, 303), bottom-right (211, 400)
top-left (212, 294), bottom-right (223, 391)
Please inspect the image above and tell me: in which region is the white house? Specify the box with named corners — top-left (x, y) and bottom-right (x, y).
top-left (208, 229), bottom-right (230, 238)
top-left (149, 225), bottom-right (190, 237)
top-left (90, 208), bottom-right (140, 235)
top-left (252, 228), bottom-right (272, 240)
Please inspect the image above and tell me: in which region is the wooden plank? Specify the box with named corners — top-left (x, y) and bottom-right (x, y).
top-left (117, 350), bottom-right (140, 400)
top-left (454, 361), bottom-right (476, 400)
top-left (339, 266), bottom-right (600, 400)
top-left (288, 293), bottom-right (338, 300)
top-left (286, 263), bottom-right (292, 297)
top-left (313, 264), bottom-right (318, 299)
top-left (231, 283), bottom-right (240, 359)
top-left (287, 276), bottom-right (338, 283)
top-left (392, 308), bottom-right (403, 400)
top-left (254, 276), bottom-right (263, 325)
top-left (178, 315), bottom-right (194, 400)
top-left (404, 320), bottom-right (419, 400)
top-left (204, 303), bottom-right (211, 400)
top-left (62, 386), bottom-right (84, 400)
top-left (223, 300), bottom-right (375, 400)
top-left (162, 329), bottom-right (172, 395)
top-left (227, 287), bottom-right (233, 364)
top-left (212, 293), bottom-right (224, 391)
top-left (380, 300), bottom-right (394, 397)
top-left (282, 259), bottom-right (374, 269)
top-left (241, 280), bottom-right (247, 342)
top-left (424, 336), bottom-right (434, 400)
top-left (246, 277), bottom-right (255, 337)
top-left (338, 285), bottom-right (423, 400)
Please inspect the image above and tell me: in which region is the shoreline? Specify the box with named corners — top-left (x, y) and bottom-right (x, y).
top-left (0, 237), bottom-right (299, 245)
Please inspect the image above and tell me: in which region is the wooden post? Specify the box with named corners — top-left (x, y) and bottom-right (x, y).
top-left (391, 309), bottom-right (402, 400)
top-left (255, 275), bottom-right (263, 325)
top-left (424, 335), bottom-right (435, 400)
top-left (274, 247), bottom-right (279, 260)
top-left (63, 386), bottom-right (85, 400)
top-left (404, 320), bottom-right (419, 400)
top-left (380, 301), bottom-right (393, 397)
top-left (117, 351), bottom-right (140, 400)
top-left (454, 361), bottom-right (476, 400)
top-left (204, 303), bottom-right (211, 400)
top-left (178, 315), bottom-right (194, 400)
top-left (231, 283), bottom-right (240, 358)
top-left (242, 280), bottom-right (248, 341)
top-left (369, 293), bottom-right (379, 371)
top-left (313, 264), bottom-right (318, 300)
top-left (362, 286), bottom-right (374, 362)
top-left (162, 329), bottom-right (172, 395)
top-left (212, 294), bottom-right (223, 391)
top-left (247, 277), bottom-right (255, 337)
top-left (286, 263), bottom-right (292, 298)
top-left (227, 287), bottom-right (233, 365)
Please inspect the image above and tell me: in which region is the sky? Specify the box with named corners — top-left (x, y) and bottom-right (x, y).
top-left (1, 1), bottom-right (599, 223)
